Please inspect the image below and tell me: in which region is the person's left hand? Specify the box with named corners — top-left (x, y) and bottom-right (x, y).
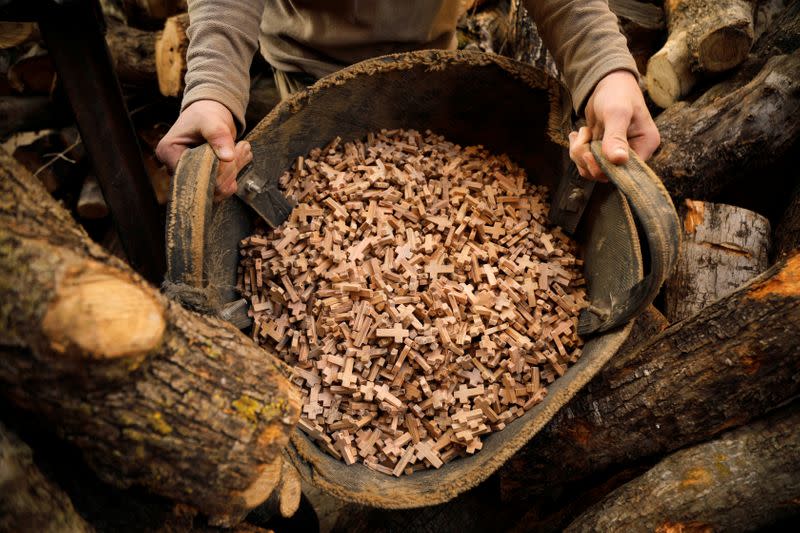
top-left (569, 70), bottom-right (660, 181)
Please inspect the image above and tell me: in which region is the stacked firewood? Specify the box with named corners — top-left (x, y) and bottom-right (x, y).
top-left (238, 129), bottom-right (588, 475)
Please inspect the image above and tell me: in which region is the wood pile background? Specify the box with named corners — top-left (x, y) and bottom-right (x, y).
top-left (0, 0), bottom-right (798, 532)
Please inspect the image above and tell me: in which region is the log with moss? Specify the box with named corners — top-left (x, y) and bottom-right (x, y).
top-left (0, 150), bottom-right (301, 526)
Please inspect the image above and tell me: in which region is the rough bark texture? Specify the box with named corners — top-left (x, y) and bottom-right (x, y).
top-left (507, 0), bottom-right (558, 78)
top-left (0, 421), bottom-right (93, 533)
top-left (664, 200), bottom-right (771, 321)
top-left (754, 0), bottom-right (791, 40)
top-left (106, 20), bottom-right (159, 90)
top-left (155, 13), bottom-right (189, 97)
top-left (500, 251), bottom-right (800, 502)
top-left (651, 51), bottom-right (800, 202)
top-left (566, 406), bottom-right (800, 532)
top-left (0, 150), bottom-right (301, 525)
top-left (775, 183), bottom-right (800, 258)
top-left (646, 0), bottom-right (754, 107)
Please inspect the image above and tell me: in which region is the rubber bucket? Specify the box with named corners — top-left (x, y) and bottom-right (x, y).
top-left (166, 50), bottom-right (679, 509)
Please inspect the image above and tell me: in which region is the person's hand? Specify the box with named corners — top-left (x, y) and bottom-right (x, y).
top-left (568, 70), bottom-right (660, 182)
top-left (156, 99), bottom-right (252, 200)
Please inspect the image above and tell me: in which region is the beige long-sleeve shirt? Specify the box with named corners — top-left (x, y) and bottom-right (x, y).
top-left (182, 0), bottom-right (637, 132)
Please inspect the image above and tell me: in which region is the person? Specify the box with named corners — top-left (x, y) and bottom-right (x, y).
top-left (156, 1), bottom-right (660, 198)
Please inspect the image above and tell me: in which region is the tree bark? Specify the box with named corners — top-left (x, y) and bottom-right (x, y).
top-left (754, 0), bottom-right (791, 40)
top-left (8, 46), bottom-right (55, 95)
top-left (507, 0), bottom-right (558, 78)
top-left (775, 184), bottom-right (800, 258)
top-left (646, 0), bottom-right (755, 107)
top-left (664, 200), bottom-right (771, 321)
top-left (566, 406), bottom-right (800, 532)
top-left (0, 150), bottom-right (301, 525)
top-left (500, 251), bottom-right (800, 503)
top-left (106, 20), bottom-right (159, 90)
top-left (0, 421), bottom-right (93, 533)
top-left (651, 51), bottom-right (800, 202)
top-left (155, 13), bottom-right (189, 97)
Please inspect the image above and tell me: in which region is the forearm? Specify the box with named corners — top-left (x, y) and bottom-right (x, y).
top-left (182, 0), bottom-right (266, 133)
top-left (524, 0), bottom-right (638, 113)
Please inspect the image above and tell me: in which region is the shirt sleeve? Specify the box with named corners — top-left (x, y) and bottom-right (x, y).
top-left (181, 0), bottom-right (267, 133)
top-left (523, 0), bottom-right (639, 113)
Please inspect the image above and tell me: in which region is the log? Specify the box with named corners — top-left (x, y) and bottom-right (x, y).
top-left (617, 304), bottom-right (669, 350)
top-left (651, 50), bottom-right (800, 202)
top-left (248, 459), bottom-right (304, 521)
top-left (122, 0), bottom-right (185, 29)
top-left (0, 421), bottom-right (93, 533)
top-left (155, 13), bottom-right (189, 97)
top-left (754, 0), bottom-right (791, 40)
top-left (106, 20), bottom-right (158, 90)
top-left (500, 251), bottom-right (800, 503)
top-left (0, 96), bottom-right (57, 138)
top-left (8, 45), bottom-right (56, 95)
top-left (275, 461), bottom-right (303, 518)
top-left (646, 0), bottom-right (755, 108)
top-left (77, 175), bottom-right (110, 219)
top-left (507, 0), bottom-right (558, 78)
top-left (664, 200), bottom-right (771, 322)
top-left (0, 149), bottom-right (301, 525)
top-left (11, 131), bottom-right (82, 194)
top-left (566, 406), bottom-right (800, 532)
top-left (458, 0), bottom-right (511, 55)
top-left (0, 22), bottom-right (40, 49)
top-left (775, 184), bottom-right (800, 258)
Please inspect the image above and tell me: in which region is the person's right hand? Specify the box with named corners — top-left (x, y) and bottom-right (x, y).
top-left (156, 99), bottom-right (252, 200)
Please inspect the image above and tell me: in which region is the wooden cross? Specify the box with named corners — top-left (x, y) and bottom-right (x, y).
top-left (376, 323), bottom-right (410, 343)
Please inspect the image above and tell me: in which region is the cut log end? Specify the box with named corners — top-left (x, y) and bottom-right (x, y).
top-left (646, 31), bottom-right (696, 108)
top-left (41, 261), bottom-right (166, 360)
top-left (155, 13), bottom-right (189, 97)
top-left (278, 461), bottom-right (302, 518)
top-left (77, 176), bottom-right (110, 219)
top-left (697, 24), bottom-right (754, 72)
top-left (0, 22), bottom-right (39, 49)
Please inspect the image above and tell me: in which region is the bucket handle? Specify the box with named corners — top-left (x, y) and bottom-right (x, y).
top-left (577, 141), bottom-right (681, 335)
top-left (165, 144), bottom-right (217, 289)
